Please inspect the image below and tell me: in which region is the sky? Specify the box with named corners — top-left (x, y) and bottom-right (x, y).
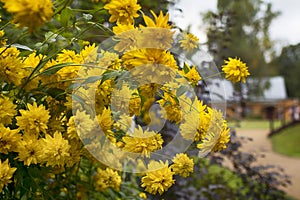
top-left (169, 0), bottom-right (300, 52)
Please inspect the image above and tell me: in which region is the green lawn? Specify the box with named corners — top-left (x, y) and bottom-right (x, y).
top-left (270, 124), bottom-right (300, 158)
top-left (228, 119), bottom-right (281, 130)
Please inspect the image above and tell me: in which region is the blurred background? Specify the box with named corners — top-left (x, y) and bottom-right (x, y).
top-left (169, 0), bottom-right (300, 199)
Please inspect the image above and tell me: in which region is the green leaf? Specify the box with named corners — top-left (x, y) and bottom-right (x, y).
top-left (176, 85), bottom-right (189, 97)
top-left (46, 88), bottom-right (66, 100)
top-left (71, 93), bottom-right (86, 107)
top-left (183, 62), bottom-right (190, 74)
top-left (35, 43), bottom-right (49, 54)
top-left (101, 71), bottom-right (121, 83)
top-left (38, 62), bottom-right (74, 76)
top-left (60, 7), bottom-right (75, 27)
top-left (12, 44), bottom-right (33, 51)
top-left (45, 31), bottom-right (58, 43)
top-left (163, 100), bottom-right (172, 107)
top-left (82, 75), bottom-right (102, 85)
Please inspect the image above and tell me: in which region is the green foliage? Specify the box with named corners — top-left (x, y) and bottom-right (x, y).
top-left (272, 43), bottom-right (300, 98)
top-left (228, 119), bottom-right (281, 130)
top-left (203, 0), bottom-right (280, 76)
top-left (271, 123), bottom-right (300, 157)
top-left (162, 131), bottom-right (293, 200)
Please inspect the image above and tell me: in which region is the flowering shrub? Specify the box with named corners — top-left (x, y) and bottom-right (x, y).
top-left (0, 0), bottom-right (250, 199)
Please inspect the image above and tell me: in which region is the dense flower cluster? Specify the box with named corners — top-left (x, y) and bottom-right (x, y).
top-left (0, 159), bottom-right (16, 193)
top-left (94, 167), bottom-right (122, 191)
top-left (1, 0), bottom-right (53, 31)
top-left (0, 0), bottom-right (250, 198)
top-left (141, 160), bottom-right (175, 195)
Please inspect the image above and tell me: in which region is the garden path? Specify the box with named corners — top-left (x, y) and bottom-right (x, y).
top-left (236, 129), bottom-right (300, 200)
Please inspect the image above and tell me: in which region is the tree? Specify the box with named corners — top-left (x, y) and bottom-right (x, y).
top-left (202, 0), bottom-right (280, 117)
top-left (272, 43), bottom-right (300, 98)
top-left (203, 0), bottom-right (280, 77)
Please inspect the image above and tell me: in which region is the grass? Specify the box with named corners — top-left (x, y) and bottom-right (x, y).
top-left (270, 124), bottom-right (300, 158)
top-left (228, 119), bottom-right (281, 130)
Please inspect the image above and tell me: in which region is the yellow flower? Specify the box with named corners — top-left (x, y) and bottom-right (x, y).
top-left (22, 52), bottom-right (44, 70)
top-left (55, 50), bottom-right (82, 87)
top-left (16, 102), bottom-right (50, 136)
top-left (113, 23), bottom-right (136, 35)
top-left (97, 107), bottom-right (114, 133)
top-left (98, 50), bottom-right (122, 70)
top-left (0, 30), bottom-right (6, 47)
top-left (79, 44), bottom-right (98, 63)
top-left (197, 109), bottom-right (230, 155)
top-left (104, 0), bottom-right (141, 25)
top-left (122, 126), bottom-right (163, 157)
top-left (67, 110), bottom-right (95, 140)
top-left (212, 124), bottom-right (230, 152)
top-left (185, 67), bottom-right (201, 84)
top-left (140, 27), bottom-right (174, 50)
top-left (95, 79), bottom-right (114, 113)
top-left (115, 114), bottom-right (133, 132)
top-left (179, 33), bottom-right (199, 52)
top-left (180, 63), bottom-right (202, 84)
top-left (94, 167), bottom-right (122, 192)
top-left (65, 139), bottom-right (82, 168)
top-left (171, 153), bottom-right (194, 177)
top-left (0, 47), bottom-right (26, 86)
top-left (47, 117), bottom-right (65, 135)
top-left (139, 83), bottom-right (158, 99)
top-left (40, 132), bottom-right (71, 167)
top-left (111, 84), bottom-right (141, 116)
top-left (139, 11), bottom-right (174, 49)
top-left (196, 106), bottom-right (212, 141)
top-left (139, 192), bottom-right (147, 199)
top-left (122, 48), bottom-right (176, 69)
top-left (141, 10), bottom-right (172, 29)
top-left (22, 52), bottom-right (44, 91)
top-left (111, 84), bottom-right (135, 113)
top-left (222, 57), bottom-right (250, 83)
top-left (0, 159), bottom-right (17, 193)
top-left (179, 98), bottom-right (202, 141)
top-left (141, 160), bottom-right (175, 195)
top-left (157, 92), bottom-right (182, 123)
top-left (17, 134), bottom-right (43, 166)
top-left (0, 124), bottom-right (21, 154)
top-left (1, 0), bottom-right (53, 31)
top-left (112, 23), bottom-right (139, 52)
top-left (0, 95), bottom-right (17, 126)
top-left (129, 95), bottom-right (141, 116)
top-left (91, 0), bottom-right (110, 3)
top-left (0, 30), bottom-right (4, 38)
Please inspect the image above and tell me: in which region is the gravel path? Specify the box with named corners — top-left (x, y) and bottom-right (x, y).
top-left (236, 129), bottom-right (300, 199)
